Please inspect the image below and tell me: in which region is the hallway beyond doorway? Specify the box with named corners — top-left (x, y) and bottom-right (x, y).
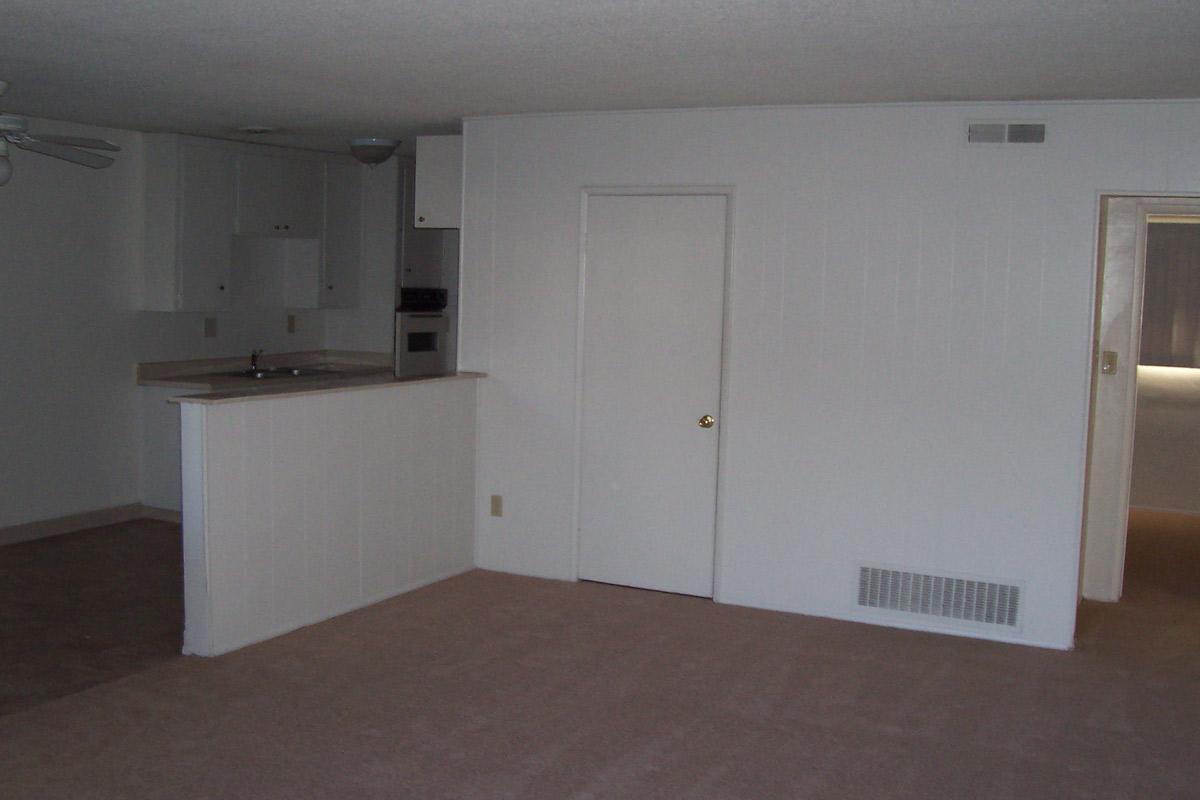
top-left (1121, 509), bottom-right (1200, 601)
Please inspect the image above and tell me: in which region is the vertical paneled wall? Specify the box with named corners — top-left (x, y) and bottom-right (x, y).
top-left (181, 376), bottom-right (478, 656)
top-left (460, 101), bottom-right (1200, 649)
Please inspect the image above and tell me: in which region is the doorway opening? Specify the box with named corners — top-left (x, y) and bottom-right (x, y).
top-left (1081, 196), bottom-right (1200, 604)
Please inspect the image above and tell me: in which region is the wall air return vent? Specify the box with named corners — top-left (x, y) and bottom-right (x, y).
top-left (857, 566), bottom-right (1021, 627)
top-left (967, 121), bottom-right (1046, 144)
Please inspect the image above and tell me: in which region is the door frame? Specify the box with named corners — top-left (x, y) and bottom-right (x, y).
top-left (571, 186), bottom-right (736, 599)
top-left (1080, 193), bottom-right (1200, 601)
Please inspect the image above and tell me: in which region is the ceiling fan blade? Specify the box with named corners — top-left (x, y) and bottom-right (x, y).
top-left (12, 138), bottom-right (115, 169)
top-left (27, 133), bottom-right (120, 152)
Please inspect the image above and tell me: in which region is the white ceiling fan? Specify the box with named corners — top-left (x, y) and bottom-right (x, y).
top-left (0, 80), bottom-right (120, 186)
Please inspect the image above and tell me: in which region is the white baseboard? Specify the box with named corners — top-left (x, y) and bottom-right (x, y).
top-left (0, 504), bottom-right (181, 547)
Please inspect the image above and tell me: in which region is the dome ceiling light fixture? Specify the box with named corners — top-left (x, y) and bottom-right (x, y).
top-left (348, 137), bottom-right (398, 165)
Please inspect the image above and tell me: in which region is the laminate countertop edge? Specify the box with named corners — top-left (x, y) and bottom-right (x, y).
top-left (170, 372), bottom-right (486, 406)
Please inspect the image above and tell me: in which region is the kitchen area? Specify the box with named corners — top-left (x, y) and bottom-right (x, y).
top-left (0, 122), bottom-right (479, 708)
top-left (130, 132), bottom-right (480, 656)
top-left (136, 132), bottom-right (468, 515)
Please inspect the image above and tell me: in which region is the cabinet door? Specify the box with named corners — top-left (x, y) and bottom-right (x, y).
top-left (321, 160), bottom-right (362, 308)
top-left (414, 135), bottom-right (462, 228)
top-left (177, 143), bottom-right (236, 311)
top-left (399, 158), bottom-right (442, 288)
top-left (237, 152), bottom-right (323, 237)
top-left (139, 386), bottom-right (184, 511)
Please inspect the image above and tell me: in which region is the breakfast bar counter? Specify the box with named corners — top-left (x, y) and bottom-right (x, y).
top-left (178, 369), bottom-right (482, 656)
top-left (172, 371), bottom-right (483, 405)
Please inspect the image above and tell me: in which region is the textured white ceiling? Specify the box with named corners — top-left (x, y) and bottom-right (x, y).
top-left (2, 0), bottom-right (1198, 153)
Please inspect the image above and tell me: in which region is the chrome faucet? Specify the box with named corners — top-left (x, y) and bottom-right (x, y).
top-left (250, 349), bottom-right (263, 370)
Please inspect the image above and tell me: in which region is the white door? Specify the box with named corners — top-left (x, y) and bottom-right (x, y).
top-left (578, 193), bottom-right (727, 597)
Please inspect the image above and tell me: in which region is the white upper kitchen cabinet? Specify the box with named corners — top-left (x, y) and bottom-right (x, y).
top-left (142, 134), bottom-right (237, 312)
top-left (320, 158), bottom-right (362, 308)
top-left (231, 235), bottom-right (322, 309)
top-left (235, 150), bottom-right (324, 237)
top-left (141, 136), bottom-right (373, 312)
top-left (414, 135), bottom-right (462, 228)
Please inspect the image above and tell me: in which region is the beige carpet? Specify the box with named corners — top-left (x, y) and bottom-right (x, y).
top-left (0, 518), bottom-right (182, 716)
top-left (1, 514), bottom-right (1198, 799)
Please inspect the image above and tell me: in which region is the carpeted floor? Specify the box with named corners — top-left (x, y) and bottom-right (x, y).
top-left (1122, 508), bottom-right (1200, 601)
top-left (0, 518), bottom-right (182, 716)
top-left (0, 512), bottom-right (1197, 798)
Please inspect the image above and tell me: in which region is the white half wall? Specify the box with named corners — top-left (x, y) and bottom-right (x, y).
top-left (1131, 366), bottom-right (1200, 515)
top-left (460, 101), bottom-right (1200, 650)
top-left (180, 376), bottom-right (478, 656)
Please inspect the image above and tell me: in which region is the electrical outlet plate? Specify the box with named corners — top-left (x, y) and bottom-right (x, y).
top-left (490, 495), bottom-right (503, 517)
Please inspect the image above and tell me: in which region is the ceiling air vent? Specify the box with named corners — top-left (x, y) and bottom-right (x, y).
top-left (967, 121), bottom-right (1046, 144)
top-left (858, 566), bottom-right (1020, 627)
top-left (967, 122), bottom-right (1006, 143)
top-left (1006, 123), bottom-right (1046, 143)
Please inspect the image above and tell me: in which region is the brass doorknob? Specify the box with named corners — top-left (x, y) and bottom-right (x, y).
top-left (698, 414), bottom-right (715, 429)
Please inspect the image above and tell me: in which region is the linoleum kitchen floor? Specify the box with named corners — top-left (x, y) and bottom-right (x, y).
top-left (2, 513), bottom-right (1198, 799)
top-left (0, 518), bottom-right (182, 716)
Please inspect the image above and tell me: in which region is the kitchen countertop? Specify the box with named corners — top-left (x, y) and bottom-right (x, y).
top-left (171, 371), bottom-right (485, 405)
top-left (139, 350), bottom-right (483, 405)
top-left (137, 350), bottom-right (393, 390)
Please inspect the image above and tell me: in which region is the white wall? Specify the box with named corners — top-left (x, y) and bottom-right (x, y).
top-left (1131, 366), bottom-right (1200, 515)
top-left (0, 119), bottom-right (145, 527)
top-left (138, 308), bottom-right (324, 364)
top-left (0, 116), bottom-right (345, 528)
top-left (460, 101), bottom-right (1200, 649)
top-left (180, 376), bottom-right (477, 655)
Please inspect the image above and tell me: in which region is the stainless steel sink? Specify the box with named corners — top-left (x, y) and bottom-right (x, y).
top-left (223, 369), bottom-right (280, 380)
top-left (271, 366), bottom-right (338, 377)
top-left (225, 366), bottom-right (340, 380)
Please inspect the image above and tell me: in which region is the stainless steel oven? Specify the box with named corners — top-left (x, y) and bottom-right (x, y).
top-left (395, 288), bottom-right (450, 378)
